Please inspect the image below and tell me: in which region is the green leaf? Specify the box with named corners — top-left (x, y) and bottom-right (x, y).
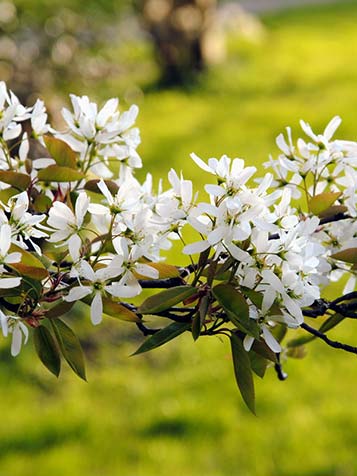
top-left (33, 193), bottom-right (52, 213)
top-left (0, 187), bottom-right (19, 202)
top-left (287, 334), bottom-right (315, 348)
top-left (330, 248), bottom-right (357, 264)
top-left (213, 283), bottom-right (259, 338)
top-left (46, 300), bottom-right (75, 319)
top-left (319, 313), bottom-right (345, 334)
top-left (102, 297), bottom-right (140, 322)
top-left (308, 191), bottom-right (341, 215)
top-left (50, 319), bottom-right (86, 381)
top-left (242, 287), bottom-right (264, 309)
top-left (37, 165), bottom-right (84, 183)
top-left (286, 346), bottom-right (307, 359)
top-left (84, 179), bottom-right (119, 195)
top-left (249, 351), bottom-right (268, 378)
top-left (138, 286), bottom-right (197, 314)
top-left (133, 321), bottom-right (191, 355)
top-left (0, 171), bottom-right (30, 191)
top-left (213, 283), bottom-right (249, 320)
top-left (44, 136), bottom-right (77, 168)
top-left (33, 325), bottom-right (61, 377)
top-left (252, 339), bottom-right (278, 363)
top-left (230, 333), bottom-right (256, 414)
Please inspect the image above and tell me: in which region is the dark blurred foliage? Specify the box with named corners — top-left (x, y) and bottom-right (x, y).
top-left (0, 0), bottom-right (149, 103)
top-left (135, 0), bottom-right (218, 86)
top-left (0, 0), bottom-right (229, 102)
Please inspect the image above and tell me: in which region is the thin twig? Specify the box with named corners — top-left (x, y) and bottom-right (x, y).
top-left (301, 322), bottom-right (357, 355)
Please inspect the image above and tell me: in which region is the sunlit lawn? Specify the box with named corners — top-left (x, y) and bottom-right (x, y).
top-left (3, 2), bottom-right (357, 475)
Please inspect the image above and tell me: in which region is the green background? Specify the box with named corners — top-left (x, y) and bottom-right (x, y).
top-left (2, 2), bottom-right (357, 475)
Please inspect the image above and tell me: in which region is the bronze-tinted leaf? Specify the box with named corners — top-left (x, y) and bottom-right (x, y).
top-left (38, 165), bottom-right (84, 182)
top-left (330, 248), bottom-right (357, 264)
top-left (44, 136), bottom-right (77, 168)
top-left (102, 297), bottom-right (140, 322)
top-left (0, 171), bottom-right (30, 191)
top-left (84, 179), bottom-right (119, 195)
top-left (308, 191), bottom-right (341, 215)
top-left (9, 244), bottom-right (49, 280)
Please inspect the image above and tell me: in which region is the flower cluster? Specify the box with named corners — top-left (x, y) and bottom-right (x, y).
top-left (0, 82), bottom-right (356, 411)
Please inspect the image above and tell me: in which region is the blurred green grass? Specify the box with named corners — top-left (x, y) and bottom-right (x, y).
top-left (4, 2), bottom-right (357, 475)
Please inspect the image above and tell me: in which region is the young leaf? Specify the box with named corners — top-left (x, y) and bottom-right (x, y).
top-left (84, 179), bottom-right (119, 195)
top-left (33, 325), bottom-right (61, 377)
top-left (308, 191), bottom-right (341, 215)
top-left (142, 263), bottom-right (180, 279)
top-left (9, 244), bottom-right (49, 280)
top-left (319, 313), bottom-right (345, 334)
top-left (318, 205), bottom-right (347, 219)
top-left (44, 136), bottom-right (77, 168)
top-left (0, 171), bottom-right (30, 191)
top-left (230, 333), bottom-right (256, 414)
top-left (50, 319), bottom-right (86, 381)
top-left (37, 165), bottom-right (84, 182)
top-left (102, 297), bottom-right (140, 322)
top-left (133, 322), bottom-right (191, 355)
top-left (330, 248), bottom-right (357, 264)
top-left (287, 334), bottom-right (315, 348)
top-left (138, 286), bottom-right (197, 314)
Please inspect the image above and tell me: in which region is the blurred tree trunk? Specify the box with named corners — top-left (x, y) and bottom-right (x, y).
top-left (136, 0), bottom-right (219, 86)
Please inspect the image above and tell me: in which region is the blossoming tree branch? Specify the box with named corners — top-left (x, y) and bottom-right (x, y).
top-left (0, 82), bottom-right (356, 413)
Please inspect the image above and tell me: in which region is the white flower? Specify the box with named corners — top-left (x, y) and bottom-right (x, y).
top-left (64, 259), bottom-right (124, 325)
top-left (47, 192), bottom-right (90, 245)
top-left (0, 310), bottom-right (29, 356)
top-left (3, 192), bottom-right (48, 254)
top-left (0, 223), bottom-right (22, 288)
top-left (55, 94), bottom-right (142, 176)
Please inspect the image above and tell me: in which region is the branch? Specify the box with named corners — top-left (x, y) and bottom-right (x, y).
top-left (301, 322), bottom-right (357, 355)
top-left (138, 276), bottom-right (186, 288)
top-left (303, 294), bottom-right (357, 319)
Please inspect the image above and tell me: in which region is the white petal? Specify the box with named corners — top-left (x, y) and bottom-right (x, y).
top-left (79, 260), bottom-right (96, 281)
top-left (0, 277), bottom-right (21, 288)
top-left (135, 263), bottom-right (159, 279)
top-left (183, 240), bottom-right (210, 255)
top-left (190, 153), bottom-right (213, 173)
top-left (243, 335), bottom-right (254, 352)
top-left (11, 325), bottom-right (22, 356)
top-left (97, 179), bottom-right (114, 205)
top-left (68, 234), bottom-right (81, 262)
top-left (0, 224), bottom-right (11, 256)
top-left (262, 326), bottom-right (281, 353)
top-left (90, 292), bottom-right (103, 325)
top-left (324, 116), bottom-right (342, 141)
top-left (64, 286), bottom-right (92, 302)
